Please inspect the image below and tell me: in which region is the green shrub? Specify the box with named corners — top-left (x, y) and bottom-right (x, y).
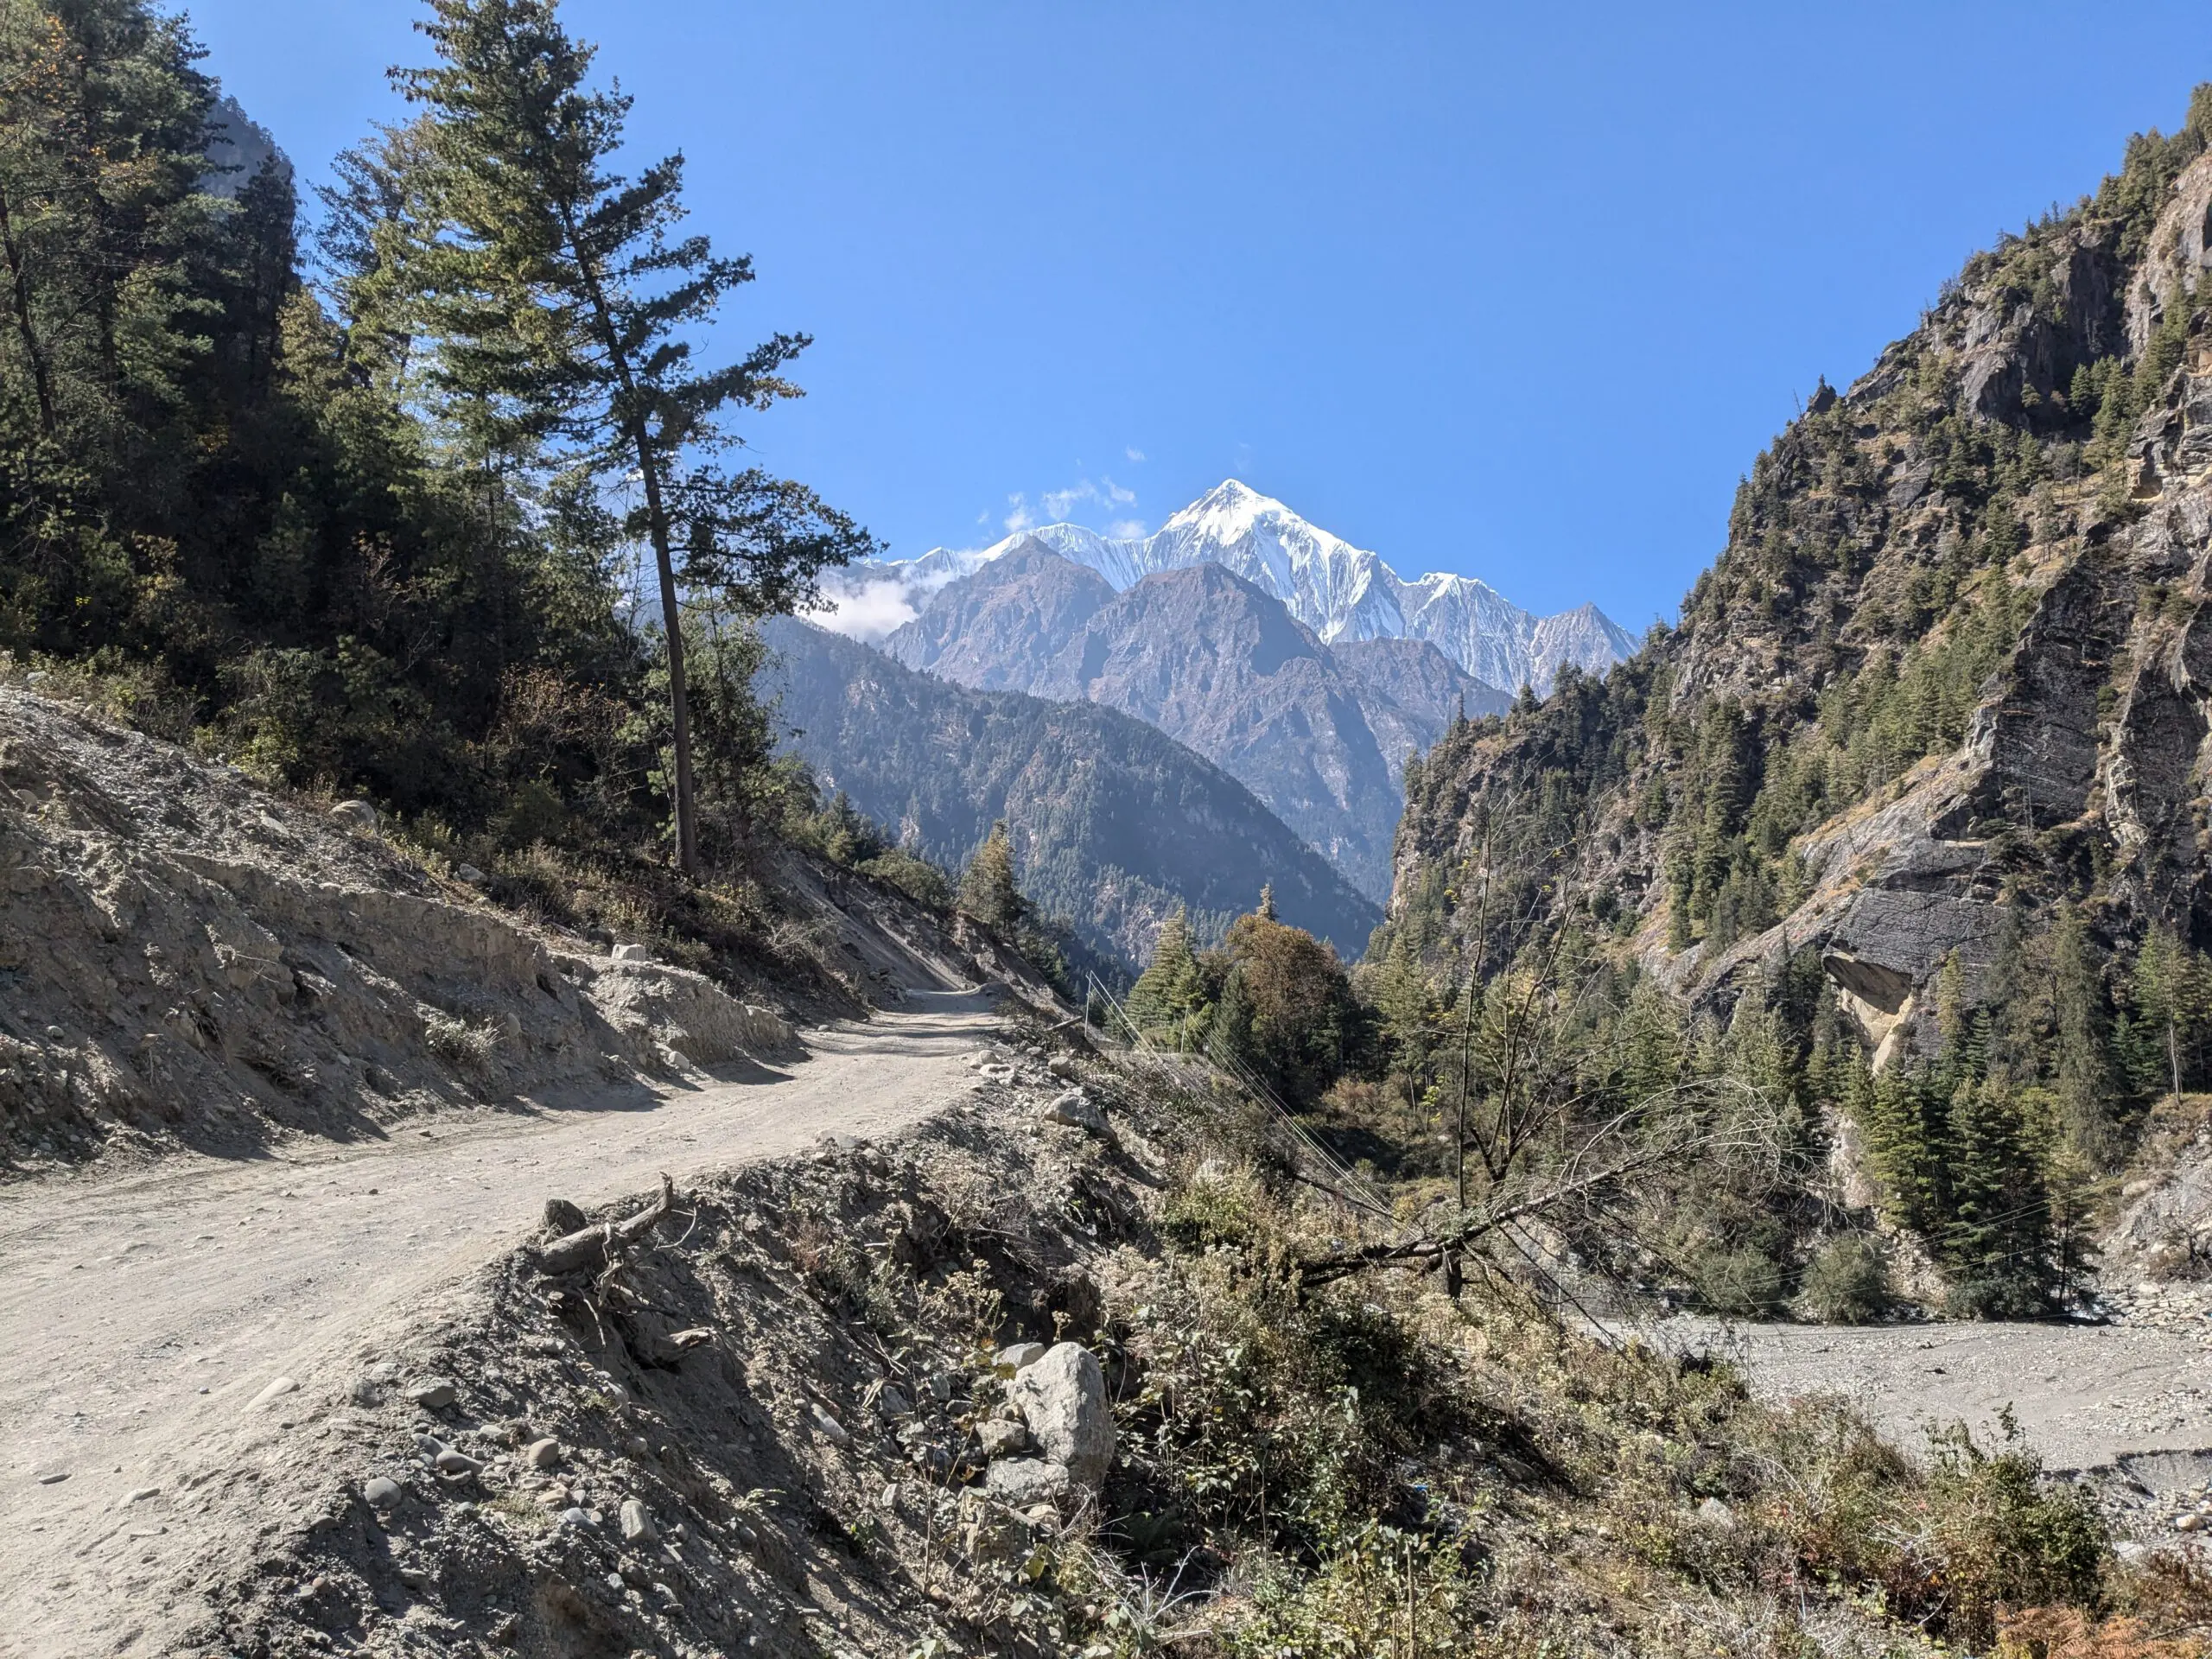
top-left (1158, 1165), bottom-right (1261, 1254)
top-left (856, 849), bottom-right (951, 909)
top-left (1798, 1235), bottom-right (1894, 1324)
top-left (1688, 1242), bottom-right (1787, 1317)
top-left (1905, 1417), bottom-right (2107, 1646)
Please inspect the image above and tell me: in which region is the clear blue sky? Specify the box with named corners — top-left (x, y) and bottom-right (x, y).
top-left (181, 1), bottom-right (2212, 628)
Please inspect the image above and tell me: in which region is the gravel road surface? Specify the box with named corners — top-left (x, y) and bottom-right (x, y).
top-left (0, 991), bottom-right (997, 1657)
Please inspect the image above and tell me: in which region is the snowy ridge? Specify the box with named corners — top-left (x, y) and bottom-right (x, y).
top-left (823, 480), bottom-right (1634, 694)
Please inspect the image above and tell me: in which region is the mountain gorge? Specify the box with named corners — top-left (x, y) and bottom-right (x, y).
top-left (854, 480), bottom-right (1636, 695)
top-left (1382, 92), bottom-right (2212, 1287)
top-left (760, 617), bottom-right (1381, 968)
top-left (880, 541), bottom-right (1505, 899)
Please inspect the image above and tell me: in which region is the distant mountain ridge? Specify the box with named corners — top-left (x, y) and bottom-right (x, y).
top-left (844, 480), bottom-right (1636, 695)
top-left (759, 617), bottom-right (1382, 971)
top-left (882, 542), bottom-right (1508, 899)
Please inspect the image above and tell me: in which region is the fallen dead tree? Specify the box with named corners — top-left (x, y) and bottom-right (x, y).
top-left (531, 1173), bottom-right (676, 1274)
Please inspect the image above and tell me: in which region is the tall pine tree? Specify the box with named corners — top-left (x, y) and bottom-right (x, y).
top-left (394, 0), bottom-right (869, 873)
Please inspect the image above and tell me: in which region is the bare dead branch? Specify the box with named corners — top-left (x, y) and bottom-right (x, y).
top-left (533, 1173), bottom-right (677, 1274)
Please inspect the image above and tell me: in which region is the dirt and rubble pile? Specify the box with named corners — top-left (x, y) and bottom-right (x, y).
top-left (0, 682), bottom-right (817, 1177)
top-left (188, 1024), bottom-right (1148, 1658)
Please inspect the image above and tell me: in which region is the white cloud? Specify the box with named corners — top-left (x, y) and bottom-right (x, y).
top-left (808, 575), bottom-right (918, 642)
top-left (1106, 518), bottom-right (1147, 539)
top-left (1038, 474), bottom-right (1138, 521)
top-left (1003, 493), bottom-right (1035, 532)
top-left (1040, 480), bottom-right (1094, 519)
top-left (1125, 447), bottom-right (1146, 462)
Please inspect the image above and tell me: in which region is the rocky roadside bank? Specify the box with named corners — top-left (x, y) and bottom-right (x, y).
top-left (190, 1020), bottom-right (1154, 1659)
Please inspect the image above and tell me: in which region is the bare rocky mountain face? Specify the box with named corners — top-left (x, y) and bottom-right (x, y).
top-left (882, 541), bottom-right (1505, 901)
top-left (1385, 126), bottom-right (2212, 1276)
top-left (760, 615), bottom-right (1381, 966)
top-left (833, 479), bottom-right (1634, 695)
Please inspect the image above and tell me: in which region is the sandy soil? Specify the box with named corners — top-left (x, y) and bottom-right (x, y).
top-left (1645, 1315), bottom-right (2212, 1481)
top-left (0, 991), bottom-right (999, 1658)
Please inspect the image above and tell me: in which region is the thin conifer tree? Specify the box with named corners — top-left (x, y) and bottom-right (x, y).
top-left (395, 0), bottom-right (868, 873)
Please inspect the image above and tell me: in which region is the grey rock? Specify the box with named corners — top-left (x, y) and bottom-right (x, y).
top-left (611, 943), bottom-right (652, 963)
top-left (982, 1458), bottom-right (1071, 1506)
top-left (557, 1506), bottom-right (589, 1528)
top-left (1040, 1090), bottom-right (1106, 1134)
top-left (524, 1437), bottom-right (561, 1471)
top-left (407, 1379), bottom-right (457, 1411)
top-left (957, 1492), bottom-right (1033, 1564)
top-left (995, 1341), bottom-right (1047, 1371)
top-left (1010, 1342), bottom-right (1115, 1487)
top-left (1696, 1496), bottom-right (1735, 1530)
top-left (454, 863), bottom-right (487, 885)
top-left (363, 1477), bottom-right (402, 1510)
top-left (619, 1497), bottom-right (656, 1543)
top-left (328, 799), bottom-right (380, 836)
top-left (434, 1448), bottom-right (481, 1476)
top-left (977, 1419), bottom-right (1028, 1457)
top-left (543, 1198), bottom-right (588, 1235)
top-left (874, 1385), bottom-right (912, 1420)
top-left (810, 1404), bottom-right (850, 1446)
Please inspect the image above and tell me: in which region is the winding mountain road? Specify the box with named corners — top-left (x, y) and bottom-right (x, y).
top-left (0, 992), bottom-right (998, 1658)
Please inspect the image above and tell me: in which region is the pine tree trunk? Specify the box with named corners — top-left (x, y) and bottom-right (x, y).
top-left (0, 176), bottom-right (56, 437)
top-left (556, 206), bottom-right (700, 876)
top-left (637, 447), bottom-right (701, 877)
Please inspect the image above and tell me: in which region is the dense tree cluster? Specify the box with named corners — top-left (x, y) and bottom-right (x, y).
top-left (0, 0), bottom-right (868, 953)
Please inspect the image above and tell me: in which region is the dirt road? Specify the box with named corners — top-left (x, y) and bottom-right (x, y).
top-left (0, 991), bottom-right (998, 1657)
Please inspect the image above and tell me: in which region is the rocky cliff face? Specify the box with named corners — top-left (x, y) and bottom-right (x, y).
top-left (1386, 103), bottom-right (2212, 1071)
top-left (762, 618), bottom-right (1382, 968)
top-left (885, 548), bottom-right (1506, 899)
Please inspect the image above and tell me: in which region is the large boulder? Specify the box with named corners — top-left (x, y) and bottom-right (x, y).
top-left (1010, 1342), bottom-right (1114, 1488)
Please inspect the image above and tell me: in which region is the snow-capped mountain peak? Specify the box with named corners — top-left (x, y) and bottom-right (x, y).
top-left (818, 480), bottom-right (1630, 694)
top-left (1161, 478), bottom-right (1290, 539)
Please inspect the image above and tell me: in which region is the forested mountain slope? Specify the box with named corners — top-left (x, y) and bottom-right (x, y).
top-left (762, 618), bottom-right (1381, 969)
top-left (1379, 90), bottom-right (2212, 1290)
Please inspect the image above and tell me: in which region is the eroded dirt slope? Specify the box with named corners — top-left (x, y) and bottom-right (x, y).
top-left (0, 683), bottom-right (821, 1178)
